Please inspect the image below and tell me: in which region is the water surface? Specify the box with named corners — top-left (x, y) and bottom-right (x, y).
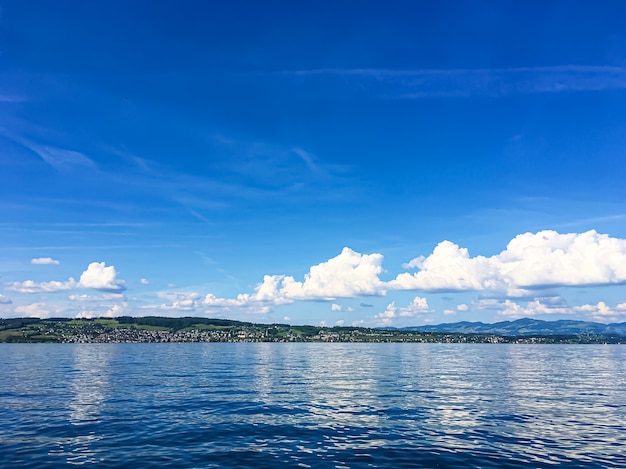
top-left (2, 343), bottom-right (625, 467)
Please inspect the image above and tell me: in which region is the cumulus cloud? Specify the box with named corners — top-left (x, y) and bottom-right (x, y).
top-left (75, 311), bottom-right (96, 319)
top-left (7, 262), bottom-right (125, 294)
top-left (391, 230), bottom-right (626, 294)
top-left (6, 279), bottom-right (77, 293)
top-left (573, 301), bottom-right (626, 323)
top-left (0, 294), bottom-right (13, 304)
top-left (375, 302), bottom-right (398, 325)
top-left (203, 293), bottom-right (254, 307)
top-left (197, 248), bottom-right (387, 314)
top-left (105, 304), bottom-right (126, 317)
top-left (31, 257), bottom-right (60, 265)
top-left (375, 296), bottom-right (431, 325)
top-left (470, 297), bottom-right (626, 323)
top-left (254, 247), bottom-right (386, 302)
top-left (191, 231), bottom-right (626, 319)
top-left (474, 297), bottom-right (575, 319)
top-left (399, 296), bottom-right (430, 316)
top-left (140, 278), bottom-right (150, 285)
top-left (335, 319), bottom-right (345, 326)
top-left (79, 262), bottom-right (126, 292)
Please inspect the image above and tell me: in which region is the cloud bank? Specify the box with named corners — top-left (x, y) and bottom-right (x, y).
top-left (391, 230), bottom-right (626, 295)
top-left (192, 230), bottom-right (626, 318)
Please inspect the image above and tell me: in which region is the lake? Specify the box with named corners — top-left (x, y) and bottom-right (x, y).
top-left (1, 343), bottom-right (625, 468)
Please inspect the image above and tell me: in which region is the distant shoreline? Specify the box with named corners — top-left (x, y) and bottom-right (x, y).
top-left (1, 317), bottom-right (624, 344)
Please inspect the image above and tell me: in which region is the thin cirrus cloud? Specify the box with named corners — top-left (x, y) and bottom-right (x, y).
top-left (6, 262), bottom-right (125, 293)
top-left (276, 66), bottom-right (626, 98)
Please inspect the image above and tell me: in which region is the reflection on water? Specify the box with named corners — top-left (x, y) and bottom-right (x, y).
top-left (1, 343), bottom-right (626, 468)
top-left (69, 345), bottom-right (111, 425)
top-left (53, 345), bottom-right (113, 465)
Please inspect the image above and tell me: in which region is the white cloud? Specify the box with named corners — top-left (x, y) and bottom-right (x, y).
top-left (375, 296), bottom-right (431, 325)
top-left (443, 309), bottom-right (456, 315)
top-left (7, 262), bottom-right (125, 294)
top-left (375, 302), bottom-right (397, 325)
top-left (283, 316), bottom-right (291, 321)
top-left (75, 302), bottom-right (127, 319)
top-left (105, 304), bottom-right (126, 317)
top-left (79, 262), bottom-right (126, 292)
top-left (0, 294), bottom-right (13, 304)
top-left (199, 247), bottom-right (387, 311)
top-left (391, 230), bottom-right (626, 294)
top-left (6, 279), bottom-right (77, 293)
top-left (202, 293), bottom-right (270, 314)
top-left (31, 257), bottom-right (60, 265)
top-left (203, 293), bottom-right (253, 307)
top-left (254, 247), bottom-right (386, 302)
top-left (147, 292), bottom-right (200, 311)
top-left (474, 297), bottom-right (575, 319)
top-left (140, 278), bottom-right (149, 285)
top-left (335, 319), bottom-right (345, 326)
top-left (573, 301), bottom-right (626, 323)
top-left (398, 296), bottom-right (430, 317)
top-left (15, 302), bottom-right (51, 318)
top-left (75, 311), bottom-right (96, 319)
top-left (188, 231), bottom-right (626, 319)
top-left (69, 293), bottom-right (125, 302)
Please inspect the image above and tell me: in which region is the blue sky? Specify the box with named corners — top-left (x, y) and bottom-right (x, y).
top-left (2, 1), bottom-right (626, 326)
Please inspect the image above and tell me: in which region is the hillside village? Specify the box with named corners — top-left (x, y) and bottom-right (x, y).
top-left (1, 317), bottom-right (624, 344)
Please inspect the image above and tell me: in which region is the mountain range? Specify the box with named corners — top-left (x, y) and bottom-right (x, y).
top-left (403, 318), bottom-right (626, 336)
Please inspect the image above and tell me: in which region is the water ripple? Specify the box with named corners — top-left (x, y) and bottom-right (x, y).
top-left (1, 343), bottom-right (626, 467)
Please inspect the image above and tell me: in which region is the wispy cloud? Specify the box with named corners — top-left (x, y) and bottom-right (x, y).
top-left (0, 94), bottom-right (27, 103)
top-left (0, 294), bottom-right (12, 304)
top-left (17, 139), bottom-right (97, 172)
top-left (273, 66), bottom-right (626, 99)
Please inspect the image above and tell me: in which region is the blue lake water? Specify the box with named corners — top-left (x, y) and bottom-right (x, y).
top-left (1, 343), bottom-right (625, 468)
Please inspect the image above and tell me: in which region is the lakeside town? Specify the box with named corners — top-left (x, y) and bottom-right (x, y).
top-left (1, 316), bottom-right (624, 344)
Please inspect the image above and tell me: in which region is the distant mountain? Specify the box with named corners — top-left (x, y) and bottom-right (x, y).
top-left (402, 318), bottom-right (626, 336)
